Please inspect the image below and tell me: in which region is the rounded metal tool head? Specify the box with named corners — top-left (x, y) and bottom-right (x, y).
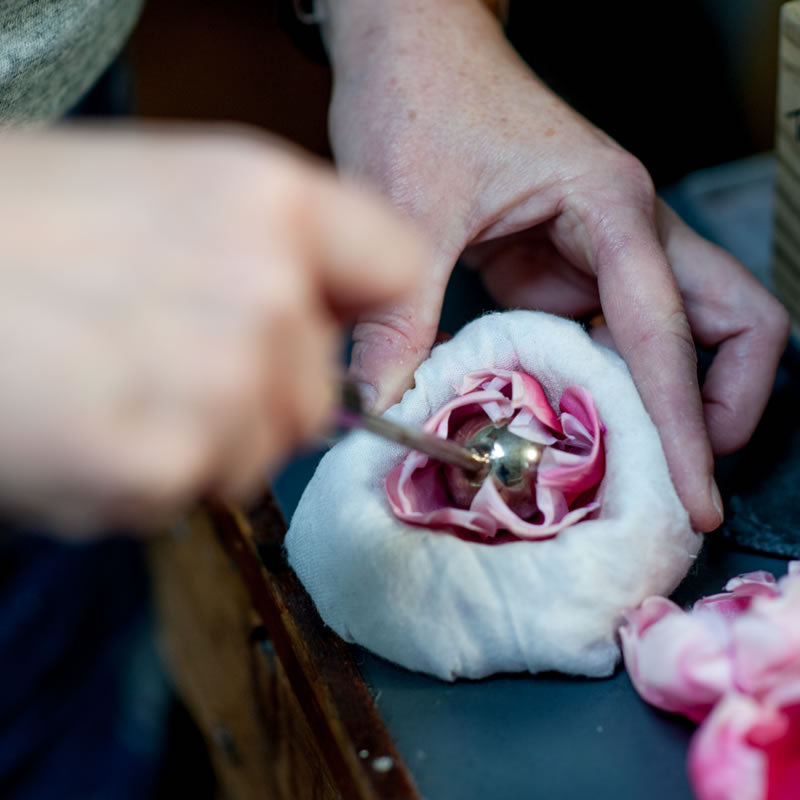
top-left (445, 421), bottom-right (545, 515)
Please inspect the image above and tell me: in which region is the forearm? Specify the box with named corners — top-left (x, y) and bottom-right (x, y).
top-left (317, 0), bottom-right (508, 75)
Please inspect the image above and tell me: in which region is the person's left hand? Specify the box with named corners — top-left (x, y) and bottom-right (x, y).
top-left (320, 0), bottom-right (789, 532)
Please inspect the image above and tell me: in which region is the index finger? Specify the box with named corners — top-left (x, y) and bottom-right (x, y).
top-left (590, 206), bottom-right (722, 532)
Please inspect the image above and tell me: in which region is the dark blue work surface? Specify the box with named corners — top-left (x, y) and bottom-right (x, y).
top-left (354, 547), bottom-right (790, 800)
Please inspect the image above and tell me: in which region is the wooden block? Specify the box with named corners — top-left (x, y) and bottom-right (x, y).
top-left (773, 1), bottom-right (800, 336)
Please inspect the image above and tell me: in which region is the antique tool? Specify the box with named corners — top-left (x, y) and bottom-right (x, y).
top-left (339, 382), bottom-right (545, 509)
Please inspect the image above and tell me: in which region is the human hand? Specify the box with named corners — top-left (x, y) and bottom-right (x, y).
top-left (0, 126), bottom-right (427, 534)
top-left (321, 0), bottom-right (790, 532)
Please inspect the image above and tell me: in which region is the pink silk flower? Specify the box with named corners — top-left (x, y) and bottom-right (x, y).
top-left (385, 369), bottom-right (605, 541)
top-left (621, 562), bottom-right (800, 800)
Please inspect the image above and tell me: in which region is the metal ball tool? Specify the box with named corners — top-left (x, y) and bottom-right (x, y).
top-left (339, 381), bottom-right (545, 511)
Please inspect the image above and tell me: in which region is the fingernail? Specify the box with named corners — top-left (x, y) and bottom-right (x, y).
top-left (355, 381), bottom-right (378, 412)
top-left (710, 477), bottom-right (724, 527)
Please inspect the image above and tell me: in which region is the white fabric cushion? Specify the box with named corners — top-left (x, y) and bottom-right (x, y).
top-left (286, 311), bottom-right (701, 680)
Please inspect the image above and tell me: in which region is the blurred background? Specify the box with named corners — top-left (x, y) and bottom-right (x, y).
top-left (125, 0), bottom-right (785, 184)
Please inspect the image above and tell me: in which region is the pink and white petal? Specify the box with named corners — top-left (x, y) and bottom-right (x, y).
top-left (386, 452), bottom-right (433, 513)
top-left (762, 699), bottom-right (800, 800)
top-left (559, 412), bottom-right (593, 448)
top-left (385, 369), bottom-right (605, 540)
top-left (510, 371), bottom-right (562, 431)
top-left (726, 572), bottom-right (779, 593)
top-left (621, 600), bottom-right (734, 721)
top-left (457, 369), bottom-right (505, 394)
top-left (538, 427), bottom-right (604, 495)
top-left (742, 681), bottom-right (800, 800)
top-left (732, 581), bottom-right (800, 697)
top-left (422, 389), bottom-right (509, 434)
top-left (559, 386), bottom-right (603, 436)
top-left (506, 408), bottom-right (558, 444)
top-left (695, 576), bottom-right (779, 622)
top-left (533, 485), bottom-right (568, 527)
top-left (414, 506), bottom-right (499, 539)
top-left (470, 479), bottom-right (593, 539)
top-left (386, 458), bottom-right (501, 538)
top-left (456, 371), bottom-right (514, 422)
top-left (386, 460), bottom-right (452, 517)
top-left (688, 693), bottom-right (776, 800)
top-left (389, 495), bottom-right (499, 539)
top-left (623, 595), bottom-right (684, 636)
top-left (462, 369), bottom-right (562, 431)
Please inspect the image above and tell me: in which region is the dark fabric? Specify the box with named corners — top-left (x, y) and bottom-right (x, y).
top-left (715, 340), bottom-right (800, 558)
top-left (0, 531), bottom-right (169, 800)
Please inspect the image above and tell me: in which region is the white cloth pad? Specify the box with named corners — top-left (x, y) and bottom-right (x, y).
top-left (286, 311), bottom-right (701, 681)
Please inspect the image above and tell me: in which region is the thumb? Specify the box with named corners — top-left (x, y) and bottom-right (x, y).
top-left (348, 262), bottom-right (452, 413)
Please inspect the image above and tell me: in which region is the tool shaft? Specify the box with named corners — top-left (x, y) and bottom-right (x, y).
top-left (355, 411), bottom-right (488, 473)
top-left (339, 380), bottom-right (488, 474)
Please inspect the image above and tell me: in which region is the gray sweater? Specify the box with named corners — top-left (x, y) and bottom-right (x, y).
top-left (0, 0), bottom-right (143, 122)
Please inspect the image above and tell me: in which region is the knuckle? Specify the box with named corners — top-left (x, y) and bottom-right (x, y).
top-left (589, 154), bottom-right (655, 221)
top-left (627, 309), bottom-right (696, 364)
top-left (558, 152), bottom-right (658, 263)
top-left (608, 151), bottom-right (655, 196)
top-left (761, 296), bottom-right (791, 347)
top-left (665, 310), bottom-right (697, 356)
top-left (352, 309), bottom-right (427, 361)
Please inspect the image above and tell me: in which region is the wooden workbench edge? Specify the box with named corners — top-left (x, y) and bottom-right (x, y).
top-left (209, 496), bottom-right (422, 800)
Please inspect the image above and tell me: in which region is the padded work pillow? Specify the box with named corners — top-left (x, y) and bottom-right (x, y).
top-left (286, 311), bottom-right (701, 680)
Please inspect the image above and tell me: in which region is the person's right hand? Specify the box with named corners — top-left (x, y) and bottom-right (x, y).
top-left (0, 126), bottom-right (427, 535)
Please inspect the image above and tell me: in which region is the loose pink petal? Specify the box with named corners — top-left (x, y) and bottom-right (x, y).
top-left (621, 598), bottom-right (734, 722)
top-left (689, 688), bottom-right (800, 800)
top-left (697, 572), bottom-right (781, 621)
top-left (763, 699), bottom-right (800, 800)
top-left (727, 572), bottom-right (779, 593)
top-left (623, 563), bottom-right (800, 800)
top-left (688, 693), bottom-right (775, 800)
top-left (732, 574), bottom-right (800, 698)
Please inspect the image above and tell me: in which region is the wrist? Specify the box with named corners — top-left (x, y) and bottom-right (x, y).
top-left (317, 0), bottom-right (507, 71)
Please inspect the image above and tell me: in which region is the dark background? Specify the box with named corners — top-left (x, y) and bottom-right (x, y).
top-left (127, 0), bottom-right (784, 185)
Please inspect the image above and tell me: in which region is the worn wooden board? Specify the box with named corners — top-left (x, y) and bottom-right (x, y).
top-left (773, 0), bottom-right (800, 334)
top-left (213, 497), bottom-right (422, 800)
top-left (148, 495), bottom-right (421, 800)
